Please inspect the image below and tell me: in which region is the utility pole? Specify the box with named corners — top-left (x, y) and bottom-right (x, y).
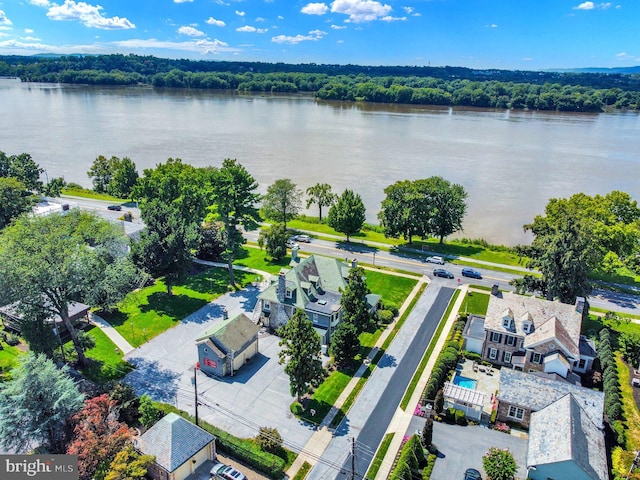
top-left (351, 437), bottom-right (355, 480)
top-left (194, 365), bottom-right (199, 426)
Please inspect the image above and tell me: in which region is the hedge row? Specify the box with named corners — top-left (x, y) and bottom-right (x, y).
top-left (389, 435), bottom-right (426, 480)
top-left (598, 328), bottom-right (625, 445)
top-left (422, 318), bottom-right (466, 403)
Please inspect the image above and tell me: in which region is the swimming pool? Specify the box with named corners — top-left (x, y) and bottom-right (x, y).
top-left (453, 374), bottom-right (478, 390)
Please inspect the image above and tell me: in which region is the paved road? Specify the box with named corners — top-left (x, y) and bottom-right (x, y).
top-left (306, 285), bottom-right (455, 480)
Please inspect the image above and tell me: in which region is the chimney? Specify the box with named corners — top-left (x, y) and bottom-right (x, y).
top-left (291, 245), bottom-right (299, 262)
top-left (575, 297), bottom-right (588, 319)
top-left (277, 270), bottom-right (287, 303)
top-left (351, 258), bottom-right (358, 268)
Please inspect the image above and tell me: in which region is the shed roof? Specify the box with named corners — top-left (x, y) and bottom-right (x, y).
top-left (528, 394), bottom-right (607, 480)
top-left (196, 313), bottom-right (260, 352)
top-left (136, 413), bottom-right (215, 473)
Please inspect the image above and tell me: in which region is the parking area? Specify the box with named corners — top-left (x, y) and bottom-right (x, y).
top-left (430, 422), bottom-right (528, 480)
top-left (124, 285), bottom-right (317, 449)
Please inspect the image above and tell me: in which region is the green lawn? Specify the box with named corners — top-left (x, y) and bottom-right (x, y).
top-left (365, 270), bottom-right (419, 309)
top-left (62, 188), bottom-right (125, 202)
top-left (366, 433), bottom-right (395, 480)
top-left (77, 327), bottom-right (135, 383)
top-left (102, 266), bottom-right (251, 347)
top-left (0, 341), bottom-right (25, 376)
top-left (582, 313), bottom-right (640, 338)
top-left (233, 246), bottom-right (294, 274)
top-left (616, 355), bottom-right (640, 452)
top-left (299, 369), bottom-right (352, 424)
top-left (460, 291), bottom-right (490, 316)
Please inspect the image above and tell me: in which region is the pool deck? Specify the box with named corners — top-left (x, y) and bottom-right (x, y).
top-left (454, 359), bottom-right (501, 418)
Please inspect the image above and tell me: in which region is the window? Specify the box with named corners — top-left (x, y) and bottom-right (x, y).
top-left (490, 332), bottom-right (502, 343)
top-left (285, 288), bottom-right (292, 299)
top-left (502, 318), bottom-right (511, 329)
top-left (488, 348), bottom-right (498, 360)
top-left (503, 351), bottom-right (512, 363)
top-left (263, 300), bottom-right (271, 311)
top-left (508, 405), bottom-right (525, 420)
top-left (523, 321), bottom-right (532, 334)
top-left (532, 352), bottom-right (542, 364)
top-left (505, 335), bottom-right (516, 347)
top-left (578, 359), bottom-right (586, 369)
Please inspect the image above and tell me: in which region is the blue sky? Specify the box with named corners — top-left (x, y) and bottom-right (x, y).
top-left (0, 1), bottom-right (638, 70)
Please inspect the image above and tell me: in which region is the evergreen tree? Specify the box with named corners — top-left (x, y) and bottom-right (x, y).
top-left (327, 189), bottom-right (366, 242)
top-left (329, 321), bottom-right (360, 367)
top-left (340, 266), bottom-right (371, 334)
top-left (278, 310), bottom-right (324, 402)
top-left (0, 353), bottom-right (84, 453)
top-left (258, 222), bottom-right (288, 260)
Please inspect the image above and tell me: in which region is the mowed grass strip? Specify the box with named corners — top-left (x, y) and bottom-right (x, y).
top-left (366, 433), bottom-right (395, 480)
top-left (102, 266), bottom-right (251, 347)
top-left (78, 326), bottom-right (135, 383)
top-left (460, 291), bottom-right (490, 316)
top-left (616, 355), bottom-right (640, 452)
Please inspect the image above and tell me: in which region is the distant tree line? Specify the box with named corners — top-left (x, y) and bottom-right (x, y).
top-left (2, 54), bottom-right (640, 111)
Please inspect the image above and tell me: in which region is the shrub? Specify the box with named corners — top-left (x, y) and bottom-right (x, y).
top-left (377, 309), bottom-right (395, 324)
top-left (454, 409), bottom-right (467, 426)
top-left (255, 427), bottom-right (283, 454)
top-left (4, 333), bottom-right (19, 346)
top-left (434, 389), bottom-right (444, 413)
top-left (422, 417), bottom-right (434, 448)
top-left (290, 402), bottom-right (304, 415)
top-left (421, 454), bottom-right (436, 480)
top-left (389, 460), bottom-right (412, 480)
top-left (611, 420), bottom-right (626, 446)
top-left (605, 399), bottom-right (623, 421)
top-left (493, 422), bottom-right (511, 434)
top-left (463, 351), bottom-right (482, 362)
top-left (424, 381), bottom-right (438, 401)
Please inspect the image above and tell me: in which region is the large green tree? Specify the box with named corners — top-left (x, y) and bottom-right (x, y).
top-left (417, 176), bottom-right (467, 244)
top-left (0, 353), bottom-right (84, 453)
top-left (378, 180), bottom-right (428, 244)
top-left (87, 155), bottom-right (117, 193)
top-left (340, 266), bottom-right (371, 334)
top-left (482, 447), bottom-right (517, 480)
top-left (209, 159), bottom-right (261, 286)
top-left (306, 183), bottom-right (337, 221)
top-left (108, 157), bottom-right (139, 198)
top-left (6, 152), bottom-right (43, 191)
top-left (0, 177), bottom-right (36, 228)
top-left (261, 178), bottom-right (303, 229)
top-left (0, 210), bottom-right (141, 365)
top-left (329, 321), bottom-right (360, 367)
top-left (327, 189), bottom-right (366, 242)
top-left (258, 222), bottom-right (288, 261)
top-left (104, 445), bottom-right (154, 480)
top-left (278, 310), bottom-right (324, 402)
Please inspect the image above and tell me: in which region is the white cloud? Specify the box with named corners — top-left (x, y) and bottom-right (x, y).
top-left (301, 3), bottom-right (329, 15)
top-left (255, 17), bottom-right (265, 22)
top-left (174, 0), bottom-right (194, 3)
top-left (236, 25), bottom-right (268, 33)
top-left (278, 15), bottom-right (284, 20)
top-left (573, 1), bottom-right (611, 10)
top-left (29, 0), bottom-right (51, 7)
top-left (235, 10), bottom-right (245, 17)
top-left (46, 1), bottom-right (135, 30)
top-left (271, 30), bottom-right (325, 44)
top-left (615, 52), bottom-right (640, 61)
top-left (381, 15), bottom-right (406, 22)
top-left (485, 23), bottom-right (498, 28)
top-left (0, 10), bottom-right (12, 26)
top-left (331, 0), bottom-right (393, 23)
top-left (178, 26), bottom-right (205, 36)
top-left (25, 28), bottom-right (35, 34)
top-left (331, 24), bottom-right (347, 29)
top-left (114, 38), bottom-right (237, 55)
top-left (23, 36), bottom-right (42, 41)
top-left (206, 17), bottom-right (226, 27)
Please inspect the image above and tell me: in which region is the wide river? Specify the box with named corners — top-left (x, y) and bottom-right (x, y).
top-left (2, 79), bottom-right (639, 245)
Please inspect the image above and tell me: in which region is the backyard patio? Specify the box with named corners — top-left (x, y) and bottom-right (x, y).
top-left (446, 359), bottom-right (501, 422)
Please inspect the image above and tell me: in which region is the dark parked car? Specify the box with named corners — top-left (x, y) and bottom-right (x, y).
top-left (461, 267), bottom-right (482, 279)
top-left (433, 268), bottom-right (454, 279)
top-left (464, 468), bottom-right (482, 480)
top-left (107, 205), bottom-right (122, 211)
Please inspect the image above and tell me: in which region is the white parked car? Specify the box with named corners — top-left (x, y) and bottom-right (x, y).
top-left (426, 255), bottom-right (445, 264)
top-left (295, 234), bottom-right (311, 243)
top-left (210, 463), bottom-right (246, 480)
top-left (286, 239), bottom-right (299, 249)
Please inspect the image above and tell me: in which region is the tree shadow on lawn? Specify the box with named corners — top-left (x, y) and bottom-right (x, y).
top-left (124, 357), bottom-right (182, 404)
top-left (140, 292), bottom-right (209, 319)
top-left (182, 268), bottom-right (252, 295)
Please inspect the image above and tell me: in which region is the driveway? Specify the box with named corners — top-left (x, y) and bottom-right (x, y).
top-left (430, 422), bottom-right (528, 480)
top-left (123, 285), bottom-right (316, 449)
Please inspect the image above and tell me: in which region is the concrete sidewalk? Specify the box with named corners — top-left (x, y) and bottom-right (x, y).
top-left (90, 313), bottom-right (135, 355)
top-left (375, 284), bottom-right (469, 480)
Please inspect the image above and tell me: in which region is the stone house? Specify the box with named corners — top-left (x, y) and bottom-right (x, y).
top-left (256, 255), bottom-right (355, 344)
top-left (196, 313), bottom-right (260, 377)
top-left (463, 291), bottom-right (596, 378)
top-left (496, 368), bottom-right (604, 429)
top-left (135, 413), bottom-right (217, 480)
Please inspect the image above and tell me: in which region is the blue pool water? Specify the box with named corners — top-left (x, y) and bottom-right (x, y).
top-left (453, 374), bottom-right (478, 389)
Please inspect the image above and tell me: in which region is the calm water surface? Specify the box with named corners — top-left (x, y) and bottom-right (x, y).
top-left (2, 80), bottom-right (639, 245)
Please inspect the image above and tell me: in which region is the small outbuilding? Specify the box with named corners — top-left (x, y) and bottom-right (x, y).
top-left (0, 300), bottom-right (90, 334)
top-left (196, 313), bottom-right (260, 377)
top-left (135, 412), bottom-right (217, 480)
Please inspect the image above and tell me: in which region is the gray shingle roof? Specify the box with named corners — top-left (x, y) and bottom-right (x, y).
top-left (136, 413), bottom-right (215, 472)
top-left (463, 315), bottom-right (486, 341)
top-left (528, 394), bottom-right (608, 480)
top-left (196, 313), bottom-right (260, 352)
top-left (498, 368), bottom-right (604, 426)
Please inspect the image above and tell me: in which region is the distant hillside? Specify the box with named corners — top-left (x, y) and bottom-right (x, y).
top-left (553, 66), bottom-right (640, 74)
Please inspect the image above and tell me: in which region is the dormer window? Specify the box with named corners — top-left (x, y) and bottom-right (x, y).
top-left (502, 317), bottom-right (512, 329)
top-left (523, 321), bottom-right (532, 334)
top-left (285, 288), bottom-right (292, 299)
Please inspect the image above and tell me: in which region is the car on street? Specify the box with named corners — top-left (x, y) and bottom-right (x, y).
top-left (461, 267), bottom-right (482, 279)
top-left (295, 234), bottom-right (311, 243)
top-left (107, 205), bottom-right (122, 211)
top-left (433, 268), bottom-right (454, 279)
top-left (426, 255), bottom-right (445, 264)
top-left (464, 468), bottom-right (482, 480)
top-left (210, 463), bottom-right (247, 480)
top-left (286, 239), bottom-right (299, 249)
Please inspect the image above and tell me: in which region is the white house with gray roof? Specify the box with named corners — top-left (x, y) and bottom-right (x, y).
top-left (135, 412), bottom-right (216, 480)
top-left (468, 291), bottom-right (594, 378)
top-left (496, 368), bottom-right (604, 429)
top-left (527, 394), bottom-right (608, 480)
